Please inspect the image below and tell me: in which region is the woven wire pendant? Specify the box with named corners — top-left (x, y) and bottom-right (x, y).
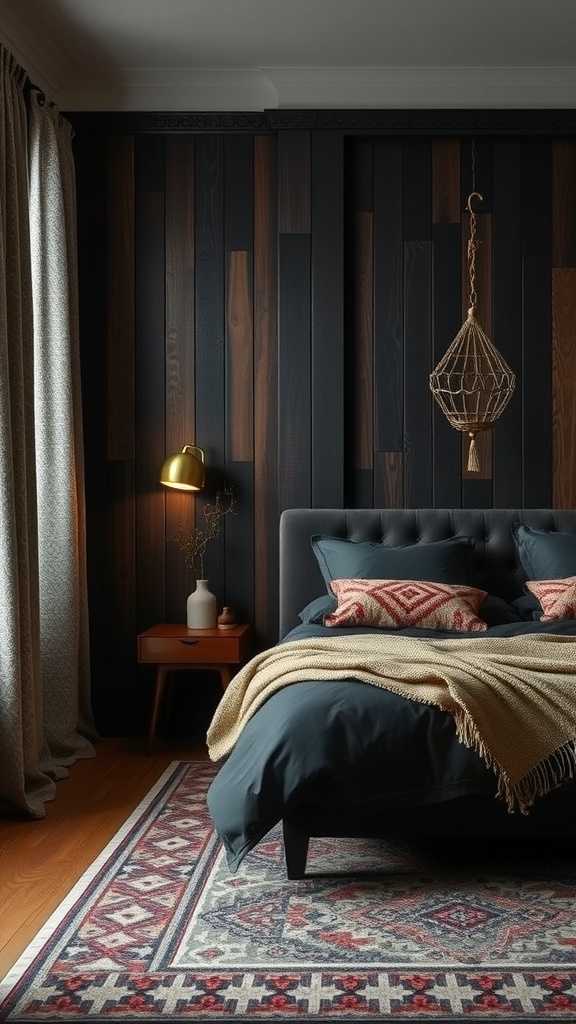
top-left (429, 192), bottom-right (516, 472)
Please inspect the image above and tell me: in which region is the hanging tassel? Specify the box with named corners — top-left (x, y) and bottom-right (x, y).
top-left (467, 433), bottom-right (480, 473)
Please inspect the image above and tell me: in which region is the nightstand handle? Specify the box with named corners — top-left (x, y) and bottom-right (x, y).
top-left (179, 638), bottom-right (200, 646)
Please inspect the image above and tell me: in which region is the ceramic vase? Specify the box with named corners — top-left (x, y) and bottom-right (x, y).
top-left (187, 580), bottom-right (217, 629)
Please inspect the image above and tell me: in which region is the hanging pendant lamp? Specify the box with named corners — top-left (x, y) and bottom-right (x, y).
top-left (429, 191), bottom-right (516, 472)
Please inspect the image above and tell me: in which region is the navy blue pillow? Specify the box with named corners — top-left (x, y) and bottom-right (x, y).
top-left (514, 526), bottom-right (576, 580)
top-left (311, 535), bottom-right (474, 592)
top-left (512, 593), bottom-right (541, 621)
top-left (298, 595), bottom-right (337, 624)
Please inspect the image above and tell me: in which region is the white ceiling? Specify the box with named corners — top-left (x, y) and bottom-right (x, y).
top-left (3, 0), bottom-right (576, 109)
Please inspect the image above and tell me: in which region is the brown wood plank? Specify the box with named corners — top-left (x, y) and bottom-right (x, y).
top-left (553, 142), bottom-right (576, 267)
top-left (461, 212), bottom-right (493, 480)
top-left (164, 139), bottom-right (195, 623)
top-left (106, 137), bottom-right (135, 460)
top-left (374, 451), bottom-right (404, 507)
top-left (227, 251), bottom-right (254, 461)
top-left (353, 211), bottom-right (374, 473)
top-left (432, 139), bottom-right (461, 224)
top-left (254, 135), bottom-right (278, 647)
top-left (553, 268), bottom-right (576, 507)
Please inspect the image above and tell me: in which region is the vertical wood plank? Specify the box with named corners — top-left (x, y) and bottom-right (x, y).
top-left (374, 452), bottom-right (404, 507)
top-left (403, 140), bottom-right (431, 240)
top-left (278, 132), bottom-right (311, 233)
top-left (404, 241), bottom-right (433, 507)
top-left (106, 137), bottom-right (135, 461)
top-left (135, 135), bottom-right (166, 631)
top-left (493, 142), bottom-right (523, 507)
top-left (195, 135), bottom-right (225, 602)
top-left (432, 140), bottom-right (461, 224)
top-left (523, 141), bottom-right (552, 507)
top-left (351, 212), bottom-right (374, 487)
top-left (254, 136), bottom-right (278, 645)
top-left (311, 131), bottom-right (344, 506)
top-left (226, 251), bottom-right (253, 461)
top-left (224, 136), bottom-right (254, 624)
top-left (373, 140), bottom-right (403, 452)
top-left (278, 234), bottom-right (311, 511)
top-left (433, 222), bottom-right (462, 507)
top-left (165, 138), bottom-right (195, 622)
top-left (553, 269), bottom-right (576, 507)
top-left (553, 142), bottom-right (576, 268)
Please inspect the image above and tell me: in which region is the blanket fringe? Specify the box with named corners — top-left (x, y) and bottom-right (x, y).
top-left (453, 707), bottom-right (576, 814)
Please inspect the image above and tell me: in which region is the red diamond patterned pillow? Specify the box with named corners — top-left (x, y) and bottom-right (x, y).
top-left (526, 576), bottom-right (576, 622)
top-left (325, 579), bottom-right (488, 632)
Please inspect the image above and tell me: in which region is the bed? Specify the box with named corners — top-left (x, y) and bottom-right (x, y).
top-left (207, 508), bottom-right (576, 878)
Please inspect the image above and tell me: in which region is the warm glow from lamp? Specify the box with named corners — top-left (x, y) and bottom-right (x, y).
top-left (159, 445), bottom-right (205, 492)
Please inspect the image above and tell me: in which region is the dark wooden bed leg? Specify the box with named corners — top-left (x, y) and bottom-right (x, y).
top-left (283, 819), bottom-right (310, 879)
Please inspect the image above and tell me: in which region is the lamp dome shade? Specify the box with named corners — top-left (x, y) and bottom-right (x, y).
top-left (160, 445), bottom-right (205, 491)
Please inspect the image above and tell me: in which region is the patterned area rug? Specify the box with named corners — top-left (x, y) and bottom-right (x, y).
top-left (2, 762), bottom-right (576, 1021)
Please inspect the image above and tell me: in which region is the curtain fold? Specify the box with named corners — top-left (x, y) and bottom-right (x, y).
top-left (0, 49), bottom-right (95, 817)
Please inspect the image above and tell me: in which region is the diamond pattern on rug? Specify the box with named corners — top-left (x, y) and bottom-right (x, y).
top-left (3, 761), bottom-right (576, 1020)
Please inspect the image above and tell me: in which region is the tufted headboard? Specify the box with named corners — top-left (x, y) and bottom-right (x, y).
top-left (279, 508), bottom-right (576, 638)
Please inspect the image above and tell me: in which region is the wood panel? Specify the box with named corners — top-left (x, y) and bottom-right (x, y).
top-left (135, 136), bottom-right (166, 631)
top-left (195, 135), bottom-right (225, 601)
top-left (404, 241), bottom-right (433, 507)
top-left (106, 137), bottom-right (135, 461)
top-left (351, 212), bottom-right (374, 480)
top-left (278, 131), bottom-right (310, 233)
top-left (224, 135), bottom-right (254, 624)
top-left (164, 138), bottom-right (195, 622)
top-left (432, 139), bottom-right (460, 224)
top-left (553, 142), bottom-right (576, 268)
top-left (254, 136), bottom-right (278, 646)
top-left (373, 140), bottom-right (403, 451)
top-left (493, 142), bottom-right (523, 507)
top-left (432, 221), bottom-right (462, 507)
top-left (553, 269), bottom-right (576, 507)
top-left (226, 252), bottom-right (253, 461)
top-left (311, 132), bottom-right (344, 507)
top-left (278, 234), bottom-right (311, 510)
top-left (374, 451), bottom-right (404, 507)
top-left (523, 141), bottom-right (552, 507)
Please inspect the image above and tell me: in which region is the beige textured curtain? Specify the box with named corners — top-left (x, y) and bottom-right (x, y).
top-left (0, 52), bottom-right (95, 817)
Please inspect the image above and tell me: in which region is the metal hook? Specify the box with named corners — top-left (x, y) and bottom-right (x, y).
top-left (467, 191), bottom-right (484, 213)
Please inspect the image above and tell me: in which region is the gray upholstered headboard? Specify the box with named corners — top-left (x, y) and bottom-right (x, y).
top-left (279, 508), bottom-right (576, 639)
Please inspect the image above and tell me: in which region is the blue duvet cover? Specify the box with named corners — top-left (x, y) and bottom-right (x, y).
top-left (207, 620), bottom-right (576, 869)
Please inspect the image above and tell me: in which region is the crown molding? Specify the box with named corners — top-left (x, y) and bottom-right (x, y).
top-left (61, 64), bottom-right (576, 112)
top-left (266, 66), bottom-right (576, 109)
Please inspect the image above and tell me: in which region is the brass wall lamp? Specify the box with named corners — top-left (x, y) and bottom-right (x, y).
top-left (159, 445), bottom-right (205, 492)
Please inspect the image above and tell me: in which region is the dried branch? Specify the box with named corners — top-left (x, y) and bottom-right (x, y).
top-left (173, 487), bottom-right (236, 579)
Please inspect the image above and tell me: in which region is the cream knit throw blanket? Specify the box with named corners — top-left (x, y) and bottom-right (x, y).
top-left (207, 633), bottom-right (576, 813)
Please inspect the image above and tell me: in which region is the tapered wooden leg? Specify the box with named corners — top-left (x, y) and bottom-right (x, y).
top-left (148, 667), bottom-right (168, 752)
top-left (283, 819), bottom-right (310, 879)
top-left (219, 666), bottom-right (232, 691)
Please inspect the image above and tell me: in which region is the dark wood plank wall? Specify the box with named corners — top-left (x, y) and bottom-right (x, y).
top-left (76, 128), bottom-right (574, 731)
top-left (346, 136), bottom-right (559, 512)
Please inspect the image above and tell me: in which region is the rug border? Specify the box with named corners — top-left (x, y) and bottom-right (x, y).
top-left (0, 759), bottom-right (189, 1008)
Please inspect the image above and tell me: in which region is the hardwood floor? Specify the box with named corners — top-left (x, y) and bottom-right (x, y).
top-left (0, 738), bottom-right (209, 979)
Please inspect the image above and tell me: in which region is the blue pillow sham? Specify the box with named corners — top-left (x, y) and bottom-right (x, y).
top-left (514, 526), bottom-right (576, 580)
top-left (311, 535), bottom-right (475, 592)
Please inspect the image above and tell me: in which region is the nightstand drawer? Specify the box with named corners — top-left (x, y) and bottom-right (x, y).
top-left (138, 635), bottom-right (241, 665)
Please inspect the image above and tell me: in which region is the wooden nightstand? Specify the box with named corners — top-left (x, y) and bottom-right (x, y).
top-left (137, 624), bottom-right (251, 748)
